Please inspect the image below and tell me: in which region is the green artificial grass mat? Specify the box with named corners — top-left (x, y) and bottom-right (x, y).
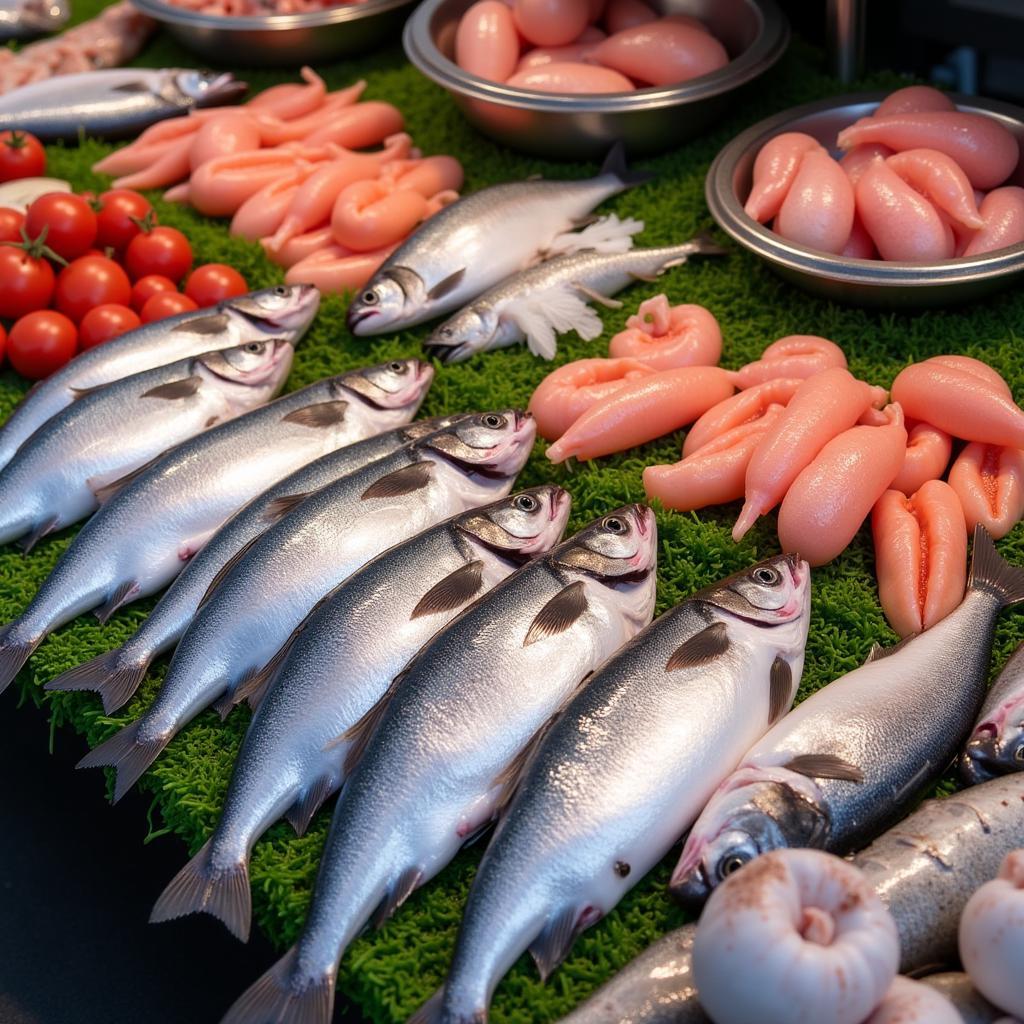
top-left (5, 4), bottom-right (1024, 1021)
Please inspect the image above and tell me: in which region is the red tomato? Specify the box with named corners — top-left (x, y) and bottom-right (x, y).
top-left (184, 263), bottom-right (248, 307)
top-left (140, 291), bottom-right (198, 323)
top-left (8, 310), bottom-right (77, 379)
top-left (78, 303), bottom-right (142, 349)
top-left (0, 241), bottom-right (55, 319)
top-left (25, 193), bottom-right (97, 261)
top-left (131, 274), bottom-right (178, 313)
top-left (0, 322), bottom-right (6, 366)
top-left (0, 207), bottom-right (25, 243)
top-left (125, 225), bottom-right (192, 283)
top-left (0, 130), bottom-right (45, 182)
top-left (95, 190), bottom-right (154, 252)
top-left (54, 255), bottom-right (132, 323)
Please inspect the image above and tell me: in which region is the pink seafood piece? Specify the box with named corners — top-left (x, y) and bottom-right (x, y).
top-left (891, 360), bottom-right (1024, 448)
top-left (925, 354), bottom-right (1013, 398)
top-left (593, 20), bottom-right (728, 87)
top-left (745, 133), bottom-right (824, 224)
top-left (863, 978), bottom-right (963, 1024)
top-left (513, 0), bottom-right (589, 46)
top-left (262, 225), bottom-right (334, 268)
top-left (577, 24), bottom-right (606, 41)
top-left (112, 144), bottom-right (192, 191)
top-left (163, 182), bottom-right (190, 204)
top-left (331, 178), bottom-right (430, 252)
top-left (948, 442), bottom-right (1024, 540)
top-left (382, 154), bottom-right (464, 197)
top-left (506, 61), bottom-right (634, 92)
top-left (230, 165), bottom-right (320, 241)
top-left (733, 367), bottom-right (887, 541)
top-left (683, 378), bottom-right (802, 457)
top-left (871, 481), bottom-right (968, 638)
top-left (189, 112), bottom-right (262, 172)
top-left (300, 102), bottom-right (405, 148)
top-left (776, 150), bottom-right (856, 255)
top-left (841, 213), bottom-right (877, 258)
top-left (837, 111), bottom-right (1020, 190)
top-left (644, 405), bottom-right (785, 512)
top-left (608, 297), bottom-right (722, 370)
top-left (886, 148), bottom-right (984, 229)
top-left (876, 85), bottom-right (956, 117)
top-left (456, 0), bottom-right (520, 82)
top-left (545, 365), bottom-right (735, 463)
top-left (963, 186), bottom-right (1024, 256)
top-left (729, 335), bottom-right (848, 390)
top-left (603, 0), bottom-right (654, 33)
top-left (245, 66), bottom-right (326, 119)
top-left (528, 357), bottom-right (658, 441)
top-left (840, 144), bottom-right (894, 185)
top-left (515, 40), bottom-right (601, 70)
top-left (889, 421), bottom-right (953, 495)
top-left (284, 243), bottom-right (396, 293)
top-left (250, 85), bottom-right (369, 146)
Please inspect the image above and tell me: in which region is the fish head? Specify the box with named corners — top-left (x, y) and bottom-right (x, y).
top-left (347, 269), bottom-right (419, 336)
top-left (460, 485), bottom-right (572, 560)
top-left (698, 552), bottom-right (811, 626)
top-left (176, 70), bottom-right (248, 108)
top-left (228, 284), bottom-right (320, 336)
top-left (199, 338), bottom-right (294, 394)
top-left (960, 706), bottom-right (1024, 784)
top-left (423, 409), bottom-right (536, 479)
top-left (422, 305), bottom-right (499, 364)
top-left (335, 358), bottom-right (433, 416)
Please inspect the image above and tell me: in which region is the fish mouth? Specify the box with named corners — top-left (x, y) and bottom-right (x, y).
top-left (960, 731), bottom-right (1012, 784)
top-left (346, 306), bottom-right (379, 333)
top-left (207, 73), bottom-right (248, 106)
top-left (423, 340), bottom-right (473, 365)
top-left (669, 862), bottom-right (712, 909)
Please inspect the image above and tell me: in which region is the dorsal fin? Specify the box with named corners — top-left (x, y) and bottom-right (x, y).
top-left (198, 535), bottom-right (261, 609)
top-left (410, 561), bottom-right (484, 619)
top-left (339, 670), bottom-right (408, 776)
top-left (262, 492), bottom-right (310, 524)
top-left (665, 622), bottom-right (729, 672)
top-left (490, 711), bottom-right (559, 821)
top-left (524, 581), bottom-right (588, 646)
top-left (360, 462), bottom-right (433, 501)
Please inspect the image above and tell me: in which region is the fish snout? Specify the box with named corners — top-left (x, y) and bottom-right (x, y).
top-left (960, 728), bottom-right (1016, 784)
top-left (268, 283), bottom-right (320, 331)
top-left (669, 862), bottom-right (712, 909)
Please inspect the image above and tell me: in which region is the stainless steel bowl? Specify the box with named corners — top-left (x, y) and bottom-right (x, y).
top-left (403, 0), bottom-right (789, 158)
top-left (706, 92), bottom-right (1024, 307)
top-left (130, 0), bottom-right (418, 68)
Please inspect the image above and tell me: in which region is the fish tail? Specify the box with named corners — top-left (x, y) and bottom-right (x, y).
top-left (407, 986), bottom-right (445, 1024)
top-left (76, 719), bottom-right (170, 803)
top-left (969, 525), bottom-right (1024, 608)
top-left (600, 140), bottom-right (653, 189)
top-left (221, 946), bottom-right (334, 1024)
top-left (43, 647), bottom-right (148, 714)
top-left (151, 837), bottom-right (252, 942)
top-left (0, 622), bottom-right (40, 696)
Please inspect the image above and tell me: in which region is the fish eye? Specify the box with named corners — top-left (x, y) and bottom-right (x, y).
top-left (514, 494), bottom-right (538, 512)
top-left (244, 342), bottom-right (264, 354)
top-left (482, 413), bottom-right (505, 429)
top-left (388, 361), bottom-right (407, 374)
top-left (440, 327), bottom-right (454, 338)
top-left (717, 852), bottom-right (750, 880)
top-left (273, 286), bottom-right (288, 297)
top-left (1015, 744), bottom-right (1024, 765)
top-left (753, 566), bottom-right (781, 586)
top-left (603, 516), bottom-right (628, 535)
top-left (361, 290), bottom-right (379, 306)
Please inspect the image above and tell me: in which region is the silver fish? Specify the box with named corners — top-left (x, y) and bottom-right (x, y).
top-left (0, 360), bottom-right (426, 696)
top-left (221, 505), bottom-right (658, 1024)
top-left (0, 283), bottom-right (319, 472)
top-left (0, 69), bottom-right (248, 140)
top-left (918, 974), bottom-right (1002, 1024)
top-left (346, 144), bottom-right (648, 335)
top-left (150, 485), bottom-right (571, 942)
top-left (46, 414), bottom-right (448, 716)
top-left (0, 339), bottom-right (291, 550)
top-left (960, 639), bottom-right (1024, 783)
top-left (77, 411), bottom-right (536, 801)
top-left (424, 554), bottom-right (811, 1024)
top-left (423, 238), bottom-right (726, 363)
top-left (670, 528), bottom-right (1024, 907)
top-left (0, 0), bottom-right (68, 39)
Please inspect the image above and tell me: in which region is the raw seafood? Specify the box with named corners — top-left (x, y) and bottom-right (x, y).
top-left (876, 85), bottom-right (956, 116)
top-left (593, 21), bottom-right (728, 86)
top-left (506, 62), bottom-right (634, 93)
top-left (886, 148), bottom-right (984, 229)
top-left (160, 0), bottom-right (370, 13)
top-left (744, 132), bottom-right (823, 224)
top-left (775, 150), bottom-right (855, 255)
top-left (608, 296), bottom-right (722, 370)
top-left (727, 335), bottom-right (847, 389)
top-left (964, 187), bottom-right (1024, 256)
top-left (682, 378), bottom-right (801, 456)
top-left (889, 421), bottom-right (953, 495)
top-left (0, 0), bottom-right (68, 40)
top-left (456, 0), bottom-right (520, 81)
top-left (949, 442), bottom-right (1024, 539)
top-left (513, 0), bottom-right (590, 47)
top-left (864, 977), bottom-right (963, 1024)
top-left (961, 640), bottom-right (1024, 783)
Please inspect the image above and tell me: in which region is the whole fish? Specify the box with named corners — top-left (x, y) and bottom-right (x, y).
top-left (221, 504), bottom-right (658, 1024)
top-left (919, 974), bottom-right (1002, 1024)
top-left (77, 411), bottom-right (535, 801)
top-left (670, 527), bottom-right (1024, 907)
top-left (423, 238), bottom-right (726, 363)
top-left (0, 283), bottom-right (319, 472)
top-left (424, 554), bottom-right (812, 1024)
top-left (0, 360), bottom-right (426, 696)
top-left (0, 69), bottom-right (247, 140)
top-left (960, 639), bottom-right (1024, 782)
top-left (151, 485), bottom-right (571, 942)
top-left (0, 339), bottom-right (291, 550)
top-left (46, 414), bottom-right (448, 715)
top-left (346, 143), bottom-right (648, 335)
top-left (0, 0), bottom-right (69, 39)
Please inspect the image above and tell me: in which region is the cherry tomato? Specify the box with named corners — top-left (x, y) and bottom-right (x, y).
top-left (0, 240), bottom-right (55, 319)
top-left (54, 255), bottom-right (132, 323)
top-left (0, 207), bottom-right (25, 243)
top-left (8, 310), bottom-right (77, 379)
top-left (140, 291), bottom-right (198, 323)
top-left (78, 303), bottom-right (142, 349)
top-left (125, 225), bottom-right (192, 283)
top-left (0, 130), bottom-right (45, 182)
top-left (184, 263), bottom-right (248, 307)
top-left (95, 190), bottom-right (154, 252)
top-left (25, 193), bottom-right (97, 261)
top-left (0, 322), bottom-right (6, 366)
top-left (131, 274), bottom-right (178, 313)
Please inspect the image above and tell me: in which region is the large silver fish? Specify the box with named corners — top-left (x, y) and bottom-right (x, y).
top-left (0, 283), bottom-right (319, 472)
top-left (0, 339), bottom-right (292, 550)
top-left (670, 528), bottom-right (1024, 907)
top-left (221, 505), bottom-right (659, 1024)
top-left (77, 411), bottom-right (536, 801)
top-left (423, 238), bottom-right (726, 363)
top-left (346, 144), bottom-right (648, 335)
top-left (424, 554), bottom-right (811, 1024)
top-left (0, 360), bottom-right (426, 696)
top-left (150, 485), bottom-right (571, 942)
top-left (0, 69), bottom-right (248, 140)
top-left (46, 414), bottom-right (447, 715)
top-left (0, 0), bottom-right (68, 39)
top-left (960, 638), bottom-right (1024, 783)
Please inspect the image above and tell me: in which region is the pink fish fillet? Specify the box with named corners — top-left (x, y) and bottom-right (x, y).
top-left (744, 132), bottom-right (823, 224)
top-left (775, 149), bottom-right (856, 255)
top-left (729, 335), bottom-right (847, 390)
top-left (608, 296), bottom-right (722, 370)
top-left (888, 421), bottom-right (953, 496)
top-left (875, 85), bottom-right (955, 116)
top-left (948, 442), bottom-right (1024, 540)
top-left (963, 186), bottom-right (1024, 256)
top-left (683, 377), bottom-right (802, 457)
top-left (886, 148), bottom-right (984, 229)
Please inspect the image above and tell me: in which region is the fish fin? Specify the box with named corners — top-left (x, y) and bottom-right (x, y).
top-left (783, 753), bottom-right (864, 783)
top-left (573, 282), bottom-right (623, 309)
top-left (600, 140), bottom-right (653, 189)
top-left (408, 988), bottom-right (444, 1024)
top-left (198, 536), bottom-right (262, 609)
top-left (0, 624), bottom-right (39, 696)
top-left (220, 946), bottom-right (335, 1024)
top-left (69, 382), bottom-right (107, 401)
top-left (263, 492), bottom-right (310, 524)
top-left (236, 631), bottom-right (299, 713)
top-left (284, 774), bottom-right (337, 837)
top-left (864, 634), bottom-right (917, 663)
top-left (176, 313), bottom-right (230, 336)
top-left (340, 670), bottom-right (407, 776)
top-left (571, 213), bottom-right (600, 228)
top-left (212, 668), bottom-right (259, 721)
top-left (141, 376), bottom-right (202, 401)
top-left (111, 80), bottom-right (156, 94)
top-left (524, 581), bottom-right (588, 646)
top-left (150, 837), bottom-right (251, 942)
top-left (529, 906), bottom-right (582, 981)
top-left (689, 230), bottom-right (731, 257)
top-left (490, 712), bottom-right (559, 820)
top-left (90, 452), bottom-right (167, 504)
top-left (76, 719), bottom-right (170, 803)
top-left (282, 400), bottom-right (348, 429)
top-left (370, 866), bottom-right (424, 930)
top-left (968, 524), bottom-right (1024, 607)
top-left (427, 268), bottom-right (465, 301)
top-left (360, 461), bottom-right (433, 500)
top-left (94, 580), bottom-right (140, 626)
top-left (629, 272), bottom-right (659, 283)
top-left (506, 286), bottom-right (603, 361)
top-left (665, 621), bottom-right (729, 672)
top-left (768, 656), bottom-right (792, 726)
top-left (17, 516), bottom-right (59, 555)
top-left (410, 560), bottom-right (484, 619)
top-left (43, 647), bottom-right (147, 714)
top-left (545, 214), bottom-right (644, 258)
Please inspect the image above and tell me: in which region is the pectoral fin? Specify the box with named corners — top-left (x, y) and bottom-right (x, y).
top-left (198, 535), bottom-right (261, 609)
top-left (282, 400), bottom-right (348, 428)
top-left (524, 581), bottom-right (588, 646)
top-left (95, 580), bottom-right (140, 625)
top-left (769, 656), bottom-right (792, 725)
top-left (410, 560), bottom-right (484, 619)
top-left (284, 774), bottom-right (337, 836)
top-left (17, 516), bottom-right (58, 555)
top-left (529, 906), bottom-right (587, 981)
top-left (783, 753), bottom-right (864, 783)
top-left (90, 451), bottom-right (168, 504)
top-left (360, 462), bottom-right (433, 500)
top-left (665, 622), bottom-right (729, 672)
top-left (141, 376), bottom-right (202, 400)
top-left (427, 268), bottom-right (466, 301)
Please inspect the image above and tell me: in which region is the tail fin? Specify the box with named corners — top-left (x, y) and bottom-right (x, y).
top-left (76, 719), bottom-right (170, 803)
top-left (44, 647), bottom-right (148, 714)
top-left (221, 946), bottom-right (335, 1024)
top-left (150, 837), bottom-right (251, 942)
top-left (969, 525), bottom-right (1024, 607)
top-left (407, 987), bottom-right (444, 1024)
top-left (600, 140), bottom-right (652, 189)
top-left (0, 623), bottom-right (40, 696)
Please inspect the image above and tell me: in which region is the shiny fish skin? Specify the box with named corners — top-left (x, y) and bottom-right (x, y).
top-left (0, 0), bottom-right (68, 39)
top-left (960, 639), bottom-right (1024, 783)
top-left (149, 485), bottom-right (571, 942)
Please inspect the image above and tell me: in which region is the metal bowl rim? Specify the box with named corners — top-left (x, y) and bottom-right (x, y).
top-left (130, 0), bottom-right (415, 32)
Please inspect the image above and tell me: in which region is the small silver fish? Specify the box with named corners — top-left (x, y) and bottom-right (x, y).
top-left (0, 0), bottom-right (68, 41)
top-left (960, 639), bottom-right (1024, 782)
top-left (0, 68), bottom-right (247, 140)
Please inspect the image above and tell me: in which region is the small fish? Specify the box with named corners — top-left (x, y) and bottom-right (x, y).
top-left (150, 485), bottom-right (571, 942)
top-left (0, 283), bottom-right (320, 473)
top-left (76, 411), bottom-right (536, 802)
top-left (422, 237), bottom-right (726, 363)
top-left (960, 639), bottom-right (1024, 782)
top-left (671, 527), bottom-right (1024, 908)
top-left (423, 553), bottom-right (811, 1024)
top-left (0, 69), bottom-right (247, 141)
top-left (220, 504), bottom-right (657, 1024)
top-left (0, 0), bottom-right (68, 40)
top-left (346, 143), bottom-right (649, 335)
